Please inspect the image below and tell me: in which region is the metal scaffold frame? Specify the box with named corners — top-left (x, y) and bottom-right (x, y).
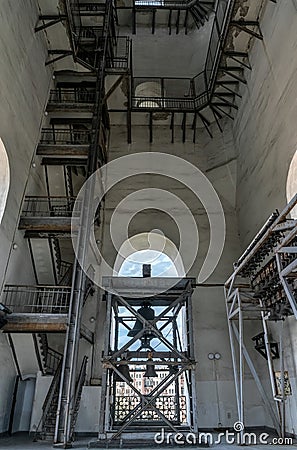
top-left (53, 1), bottom-right (117, 447)
top-left (225, 194), bottom-right (297, 440)
top-left (96, 277), bottom-right (197, 446)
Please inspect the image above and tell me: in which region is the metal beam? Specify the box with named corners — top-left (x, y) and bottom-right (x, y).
top-left (198, 112), bottom-right (212, 138)
top-left (232, 323), bottom-right (281, 432)
top-left (231, 20), bottom-right (263, 40)
top-left (45, 51), bottom-right (72, 66)
top-left (35, 16), bottom-right (65, 33)
top-left (103, 75), bottom-right (124, 102)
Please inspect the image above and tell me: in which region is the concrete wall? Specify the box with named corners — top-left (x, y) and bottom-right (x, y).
top-left (30, 374), bottom-right (101, 434)
top-left (0, 0), bottom-right (51, 288)
top-left (234, 0), bottom-right (297, 246)
top-left (12, 377), bottom-right (36, 433)
top-left (0, 0), bottom-right (51, 434)
top-left (233, 0), bottom-right (297, 435)
top-left (30, 372), bottom-right (53, 434)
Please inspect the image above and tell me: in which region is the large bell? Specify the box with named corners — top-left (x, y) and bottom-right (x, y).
top-left (114, 364), bottom-right (132, 383)
top-left (144, 364), bottom-right (158, 378)
top-left (127, 304), bottom-right (155, 337)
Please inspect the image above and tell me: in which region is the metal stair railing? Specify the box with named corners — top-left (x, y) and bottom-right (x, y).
top-left (34, 360), bottom-right (63, 441)
top-left (36, 333), bottom-right (49, 374)
top-left (129, 0), bottom-right (237, 112)
top-left (204, 0), bottom-right (235, 95)
top-left (21, 196), bottom-right (77, 218)
top-left (2, 285), bottom-right (71, 314)
top-left (48, 88), bottom-right (96, 104)
top-left (122, 0), bottom-right (214, 10)
top-left (46, 347), bottom-right (63, 375)
top-left (58, 261), bottom-right (73, 286)
top-left (69, 356), bottom-right (88, 441)
top-left (40, 128), bottom-right (91, 145)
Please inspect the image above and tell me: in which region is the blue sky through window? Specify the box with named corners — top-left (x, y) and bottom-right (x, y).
top-left (118, 250), bottom-right (178, 277)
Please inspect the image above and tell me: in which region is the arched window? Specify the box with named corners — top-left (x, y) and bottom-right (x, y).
top-left (118, 249), bottom-right (179, 277)
top-left (287, 150), bottom-right (297, 218)
top-left (0, 138), bottom-right (10, 224)
top-left (114, 232), bottom-right (185, 277)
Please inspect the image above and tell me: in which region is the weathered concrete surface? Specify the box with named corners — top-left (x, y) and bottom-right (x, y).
top-left (233, 0), bottom-right (297, 436)
top-left (234, 1), bottom-right (297, 246)
top-left (0, 0), bottom-right (51, 433)
top-left (0, 0), bottom-right (296, 438)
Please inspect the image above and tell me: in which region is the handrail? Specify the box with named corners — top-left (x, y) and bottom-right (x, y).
top-left (23, 196), bottom-right (76, 200)
top-left (204, 0), bottom-right (235, 94)
top-left (34, 360), bottom-right (63, 440)
top-left (129, 0), bottom-right (236, 109)
top-left (4, 284), bottom-right (72, 290)
top-left (40, 128), bottom-right (91, 145)
top-left (118, 0), bottom-right (214, 11)
top-left (59, 262), bottom-right (73, 286)
top-left (70, 356), bottom-right (88, 439)
top-left (2, 285), bottom-right (71, 314)
top-left (47, 347), bottom-right (63, 373)
top-left (21, 196), bottom-right (78, 218)
top-left (49, 88), bottom-right (96, 104)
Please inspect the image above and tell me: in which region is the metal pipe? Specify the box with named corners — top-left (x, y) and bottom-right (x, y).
top-left (279, 320), bottom-right (285, 438)
top-left (54, 2), bottom-right (114, 446)
top-left (238, 294), bottom-right (244, 443)
top-left (232, 323), bottom-right (280, 431)
top-left (260, 301), bottom-right (281, 429)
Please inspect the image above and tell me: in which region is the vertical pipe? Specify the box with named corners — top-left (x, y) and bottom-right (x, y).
top-left (54, 2), bottom-right (114, 446)
top-left (225, 287), bottom-right (241, 419)
top-left (99, 292), bottom-right (113, 438)
top-left (186, 287), bottom-right (198, 433)
top-left (279, 320), bottom-right (285, 438)
top-left (260, 299), bottom-right (281, 431)
top-left (238, 293), bottom-right (244, 443)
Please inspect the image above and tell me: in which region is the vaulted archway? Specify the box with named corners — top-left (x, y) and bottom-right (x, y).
top-left (113, 231), bottom-right (185, 277)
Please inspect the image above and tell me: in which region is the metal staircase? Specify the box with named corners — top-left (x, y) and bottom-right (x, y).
top-left (36, 333), bottom-right (64, 375)
top-left (70, 356), bottom-right (88, 440)
top-left (115, 0), bottom-right (215, 34)
top-left (35, 356), bottom-right (88, 442)
top-left (35, 361), bottom-right (62, 441)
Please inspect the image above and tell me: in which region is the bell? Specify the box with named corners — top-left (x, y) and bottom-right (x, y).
top-left (144, 364), bottom-right (158, 378)
top-left (127, 303), bottom-right (155, 337)
top-left (114, 364), bottom-right (132, 383)
top-left (128, 318), bottom-right (143, 337)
